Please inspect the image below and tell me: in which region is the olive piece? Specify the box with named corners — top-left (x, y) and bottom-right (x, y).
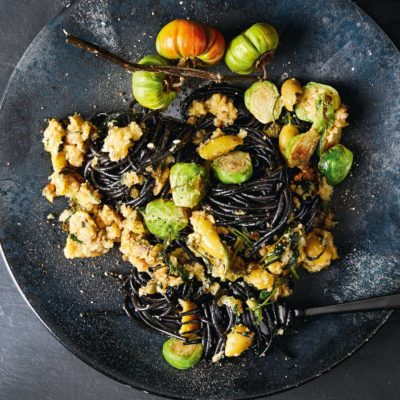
top-left (278, 124), bottom-right (300, 161)
top-left (281, 78), bottom-right (303, 112)
top-left (198, 135), bottom-right (243, 160)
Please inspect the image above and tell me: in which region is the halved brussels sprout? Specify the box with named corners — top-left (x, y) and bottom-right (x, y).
top-left (312, 96), bottom-right (335, 133)
top-left (281, 78), bottom-right (303, 112)
top-left (244, 81), bottom-right (282, 124)
top-left (212, 151), bottom-right (253, 184)
top-left (170, 162), bottom-right (208, 208)
top-left (162, 337), bottom-right (203, 369)
top-left (285, 128), bottom-right (320, 168)
top-left (131, 55), bottom-right (177, 110)
top-left (142, 199), bottom-right (188, 240)
top-left (318, 144), bottom-right (353, 185)
top-left (318, 104), bottom-right (349, 156)
top-left (318, 125), bottom-right (342, 157)
top-left (198, 135), bottom-right (243, 160)
top-left (295, 82), bottom-right (341, 123)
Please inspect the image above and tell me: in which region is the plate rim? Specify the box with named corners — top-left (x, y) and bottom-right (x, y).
top-left (0, 0), bottom-right (398, 398)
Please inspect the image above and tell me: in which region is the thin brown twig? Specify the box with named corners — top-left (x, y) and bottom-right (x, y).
top-left (64, 31), bottom-right (261, 83)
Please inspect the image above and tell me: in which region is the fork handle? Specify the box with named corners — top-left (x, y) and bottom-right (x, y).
top-left (303, 294), bottom-right (400, 317)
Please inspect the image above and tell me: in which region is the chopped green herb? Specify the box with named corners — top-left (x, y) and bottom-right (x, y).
top-left (228, 226), bottom-right (253, 248)
top-left (69, 233), bottom-right (83, 244)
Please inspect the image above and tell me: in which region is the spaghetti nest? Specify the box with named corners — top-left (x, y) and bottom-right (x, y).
top-left (43, 84), bottom-right (337, 363)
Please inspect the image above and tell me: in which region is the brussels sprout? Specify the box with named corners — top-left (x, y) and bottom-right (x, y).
top-left (198, 135), bottom-right (243, 160)
top-left (318, 125), bottom-right (342, 157)
top-left (281, 78), bottom-right (303, 112)
top-left (295, 82), bottom-right (341, 123)
top-left (244, 81), bottom-right (282, 124)
top-left (225, 23), bottom-right (278, 75)
top-left (162, 337), bottom-right (203, 369)
top-left (278, 124), bottom-right (300, 160)
top-left (170, 162), bottom-right (208, 208)
top-left (312, 95), bottom-right (335, 133)
top-left (285, 128), bottom-right (320, 168)
top-left (131, 55), bottom-right (177, 110)
top-left (142, 199), bottom-right (188, 240)
top-left (212, 151), bottom-right (253, 184)
top-left (318, 104), bottom-right (349, 156)
top-left (318, 144), bottom-right (353, 185)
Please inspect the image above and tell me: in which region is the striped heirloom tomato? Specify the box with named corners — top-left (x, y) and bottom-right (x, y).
top-left (225, 22), bottom-right (278, 75)
top-left (156, 19), bottom-right (225, 65)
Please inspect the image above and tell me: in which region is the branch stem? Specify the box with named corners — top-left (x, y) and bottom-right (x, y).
top-left (65, 32), bottom-right (261, 83)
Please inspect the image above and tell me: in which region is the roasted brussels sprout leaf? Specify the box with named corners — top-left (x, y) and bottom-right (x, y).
top-left (162, 337), bottom-right (203, 369)
top-left (131, 55), bottom-right (177, 110)
top-left (142, 199), bottom-right (188, 240)
top-left (170, 162), bottom-right (208, 208)
top-left (312, 96), bottom-right (335, 133)
top-left (318, 125), bottom-right (342, 157)
top-left (285, 128), bottom-right (320, 168)
top-left (318, 144), bottom-right (353, 185)
top-left (212, 151), bottom-right (253, 184)
top-left (244, 81), bottom-right (282, 124)
top-left (295, 82), bottom-right (341, 123)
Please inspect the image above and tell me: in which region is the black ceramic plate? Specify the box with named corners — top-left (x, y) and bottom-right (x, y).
top-left (0, 0), bottom-right (399, 399)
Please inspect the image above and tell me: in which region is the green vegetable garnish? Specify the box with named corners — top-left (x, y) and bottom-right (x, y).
top-left (142, 199), bottom-right (188, 240)
top-left (131, 55), bottom-right (177, 110)
top-left (318, 144), bottom-right (353, 185)
top-left (285, 128), bottom-right (320, 168)
top-left (244, 81), bottom-right (282, 124)
top-left (170, 162), bottom-right (208, 208)
top-left (69, 233), bottom-right (83, 244)
top-left (295, 82), bottom-right (341, 123)
top-left (212, 151), bottom-right (253, 184)
top-left (162, 337), bottom-right (203, 369)
top-left (312, 95), bottom-right (336, 134)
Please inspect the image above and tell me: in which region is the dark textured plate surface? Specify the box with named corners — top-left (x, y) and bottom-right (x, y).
top-left (0, 0), bottom-right (399, 399)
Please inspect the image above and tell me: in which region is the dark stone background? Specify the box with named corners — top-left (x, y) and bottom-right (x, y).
top-left (0, 1), bottom-right (398, 399)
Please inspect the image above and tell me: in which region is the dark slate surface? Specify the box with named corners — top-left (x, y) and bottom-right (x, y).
top-left (0, 1), bottom-right (399, 399)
